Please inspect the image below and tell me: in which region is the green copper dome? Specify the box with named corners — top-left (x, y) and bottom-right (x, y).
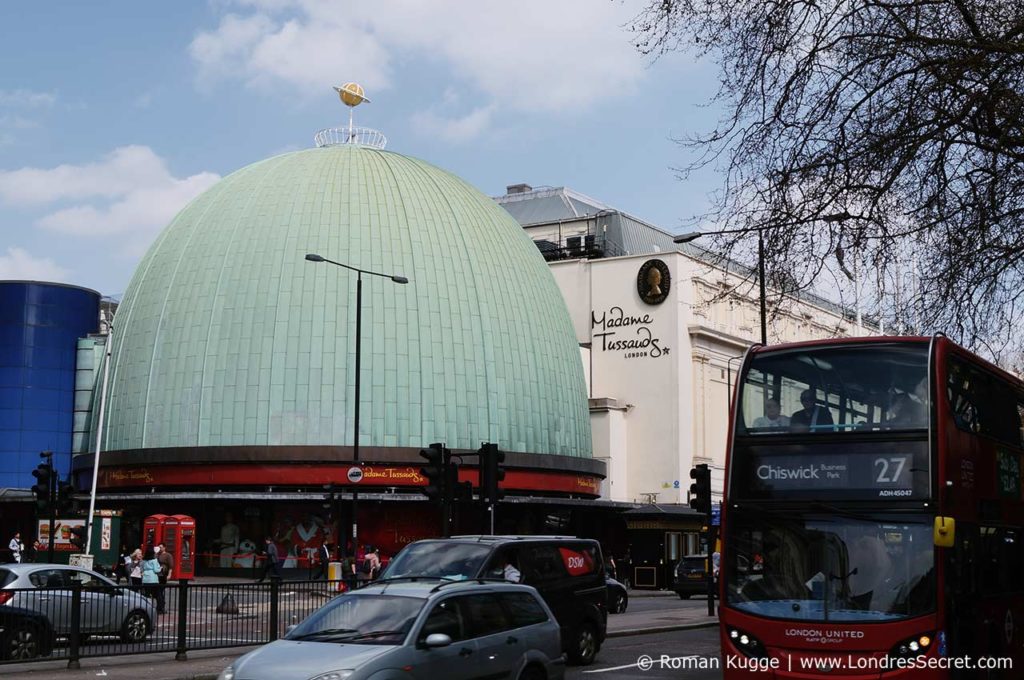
top-left (102, 145), bottom-right (591, 457)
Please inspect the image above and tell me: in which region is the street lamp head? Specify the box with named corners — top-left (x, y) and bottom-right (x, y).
top-left (391, 275), bottom-right (409, 284)
top-left (673, 231), bottom-right (705, 244)
top-left (305, 253), bottom-right (325, 262)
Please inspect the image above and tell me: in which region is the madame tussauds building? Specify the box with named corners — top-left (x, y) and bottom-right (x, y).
top-left (72, 111), bottom-right (613, 574)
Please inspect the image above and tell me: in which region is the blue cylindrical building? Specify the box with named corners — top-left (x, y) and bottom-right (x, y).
top-left (0, 281), bottom-right (99, 488)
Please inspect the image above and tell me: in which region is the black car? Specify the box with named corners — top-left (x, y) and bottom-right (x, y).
top-left (606, 576), bottom-right (628, 614)
top-left (381, 535), bottom-right (608, 665)
top-left (0, 605), bottom-right (55, 661)
top-left (673, 554), bottom-right (716, 599)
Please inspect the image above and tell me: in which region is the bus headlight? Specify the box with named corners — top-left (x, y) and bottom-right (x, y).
top-left (889, 633), bottom-right (933, 660)
top-left (728, 627), bottom-right (767, 658)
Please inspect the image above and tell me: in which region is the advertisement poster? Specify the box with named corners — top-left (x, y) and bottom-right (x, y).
top-left (101, 517), bottom-right (111, 550)
top-left (37, 518), bottom-right (86, 552)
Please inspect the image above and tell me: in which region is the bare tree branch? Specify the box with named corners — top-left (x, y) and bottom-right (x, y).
top-left (633, 0), bottom-right (1024, 357)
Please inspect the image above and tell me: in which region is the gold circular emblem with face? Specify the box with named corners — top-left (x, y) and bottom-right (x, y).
top-left (637, 259), bottom-right (671, 305)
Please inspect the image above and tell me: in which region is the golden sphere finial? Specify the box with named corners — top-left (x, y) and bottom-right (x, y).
top-left (334, 82), bottom-right (370, 108)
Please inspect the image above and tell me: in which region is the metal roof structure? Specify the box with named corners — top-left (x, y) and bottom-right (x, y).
top-left (494, 184), bottom-right (870, 325)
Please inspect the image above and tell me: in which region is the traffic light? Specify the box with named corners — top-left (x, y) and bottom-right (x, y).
top-left (689, 463), bottom-right (712, 515)
top-left (322, 483), bottom-right (337, 511)
top-left (447, 458), bottom-right (473, 503)
top-left (419, 442), bottom-right (446, 503)
top-left (479, 443), bottom-right (506, 506)
top-left (69, 524), bottom-right (88, 552)
top-left (57, 479), bottom-right (78, 516)
top-left (31, 461), bottom-right (53, 513)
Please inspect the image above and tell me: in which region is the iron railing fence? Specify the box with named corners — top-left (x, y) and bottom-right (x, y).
top-left (0, 579), bottom-right (345, 666)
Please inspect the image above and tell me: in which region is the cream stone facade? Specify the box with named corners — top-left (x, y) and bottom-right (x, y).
top-left (495, 185), bottom-right (865, 505)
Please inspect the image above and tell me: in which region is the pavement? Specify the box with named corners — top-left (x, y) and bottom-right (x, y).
top-left (0, 590), bottom-right (715, 680)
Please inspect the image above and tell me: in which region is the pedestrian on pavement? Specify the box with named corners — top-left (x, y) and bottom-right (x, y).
top-left (8, 532), bottom-right (23, 564)
top-left (357, 545), bottom-right (380, 585)
top-left (141, 547), bottom-right (161, 604)
top-left (113, 546), bottom-right (130, 584)
top-left (256, 536), bottom-right (282, 582)
top-left (340, 551), bottom-right (356, 591)
top-left (606, 553), bottom-right (618, 580)
top-left (156, 543), bottom-right (174, 614)
top-left (129, 548), bottom-right (143, 588)
top-left (313, 542), bottom-right (331, 580)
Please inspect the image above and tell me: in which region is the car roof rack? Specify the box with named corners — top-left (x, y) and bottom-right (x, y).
top-left (428, 578), bottom-right (511, 593)
top-left (368, 576), bottom-right (441, 586)
top-left (448, 535), bottom-right (581, 542)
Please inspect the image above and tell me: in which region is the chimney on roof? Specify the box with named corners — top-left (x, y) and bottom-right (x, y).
top-left (506, 183), bottom-right (533, 195)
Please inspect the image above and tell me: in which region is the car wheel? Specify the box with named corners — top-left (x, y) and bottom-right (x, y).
top-left (678, 593), bottom-right (690, 599)
top-left (613, 592), bottom-right (628, 614)
top-left (517, 664), bottom-right (546, 680)
top-left (120, 610), bottom-right (150, 643)
top-left (568, 621), bottom-right (599, 666)
top-left (2, 623), bottom-right (43, 660)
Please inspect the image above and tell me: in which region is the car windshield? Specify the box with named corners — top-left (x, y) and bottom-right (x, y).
top-left (286, 594), bottom-right (423, 645)
top-left (726, 510), bottom-right (935, 622)
top-left (739, 344), bottom-right (929, 435)
top-left (381, 542), bottom-right (492, 580)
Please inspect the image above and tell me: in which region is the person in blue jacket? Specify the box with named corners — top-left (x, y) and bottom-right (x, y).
top-left (141, 547), bottom-right (162, 607)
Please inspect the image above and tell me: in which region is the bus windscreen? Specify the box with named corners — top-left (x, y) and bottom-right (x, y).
top-left (738, 344), bottom-right (929, 435)
top-left (726, 510), bottom-right (935, 623)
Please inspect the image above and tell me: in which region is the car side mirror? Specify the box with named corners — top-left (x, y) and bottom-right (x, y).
top-left (423, 633), bottom-right (452, 648)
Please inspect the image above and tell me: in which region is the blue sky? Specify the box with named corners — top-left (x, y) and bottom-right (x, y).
top-left (0, 1), bottom-right (722, 297)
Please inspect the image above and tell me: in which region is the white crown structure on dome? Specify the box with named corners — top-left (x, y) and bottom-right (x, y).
top-left (314, 82), bottom-right (387, 149)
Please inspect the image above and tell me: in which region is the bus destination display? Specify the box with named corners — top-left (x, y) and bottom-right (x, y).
top-left (733, 441), bottom-right (928, 500)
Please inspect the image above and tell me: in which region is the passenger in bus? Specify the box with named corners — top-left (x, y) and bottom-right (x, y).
top-left (790, 390), bottom-right (835, 432)
top-left (886, 393), bottom-right (925, 427)
top-left (751, 399), bottom-right (790, 430)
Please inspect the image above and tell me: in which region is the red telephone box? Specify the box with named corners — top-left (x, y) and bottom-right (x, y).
top-left (143, 514), bottom-right (196, 580)
top-left (164, 515), bottom-right (196, 580)
top-left (143, 514), bottom-right (169, 551)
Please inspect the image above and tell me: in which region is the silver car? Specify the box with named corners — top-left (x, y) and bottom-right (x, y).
top-left (219, 580), bottom-right (565, 680)
top-left (0, 564), bottom-right (156, 643)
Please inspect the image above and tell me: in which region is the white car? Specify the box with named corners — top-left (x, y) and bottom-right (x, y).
top-left (0, 564), bottom-right (156, 643)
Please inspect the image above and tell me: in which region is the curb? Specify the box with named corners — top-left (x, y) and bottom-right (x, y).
top-left (608, 621), bottom-right (718, 638)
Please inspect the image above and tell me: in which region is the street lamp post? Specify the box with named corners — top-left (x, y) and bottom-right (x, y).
top-left (305, 253), bottom-right (408, 557)
top-left (675, 230), bottom-right (768, 346)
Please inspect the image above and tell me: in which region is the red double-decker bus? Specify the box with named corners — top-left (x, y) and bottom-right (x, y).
top-left (720, 336), bottom-right (1023, 678)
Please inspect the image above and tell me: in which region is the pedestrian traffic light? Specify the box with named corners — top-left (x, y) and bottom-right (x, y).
top-left (689, 463), bottom-right (712, 515)
top-left (69, 524), bottom-right (88, 552)
top-left (479, 443), bottom-right (506, 506)
top-left (419, 443), bottom-right (446, 502)
top-left (31, 462), bottom-right (52, 512)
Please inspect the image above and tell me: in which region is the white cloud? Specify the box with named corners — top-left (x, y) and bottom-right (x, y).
top-left (0, 146), bottom-right (220, 240)
top-left (412, 104), bottom-right (496, 143)
top-left (0, 89), bottom-right (57, 108)
top-left (0, 247), bottom-right (70, 282)
top-left (190, 0), bottom-right (645, 123)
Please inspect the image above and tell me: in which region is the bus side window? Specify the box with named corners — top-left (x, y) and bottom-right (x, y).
top-left (1017, 401), bottom-right (1024, 447)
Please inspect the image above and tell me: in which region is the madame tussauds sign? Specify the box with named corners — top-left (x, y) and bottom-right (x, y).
top-left (591, 306), bottom-right (670, 359)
